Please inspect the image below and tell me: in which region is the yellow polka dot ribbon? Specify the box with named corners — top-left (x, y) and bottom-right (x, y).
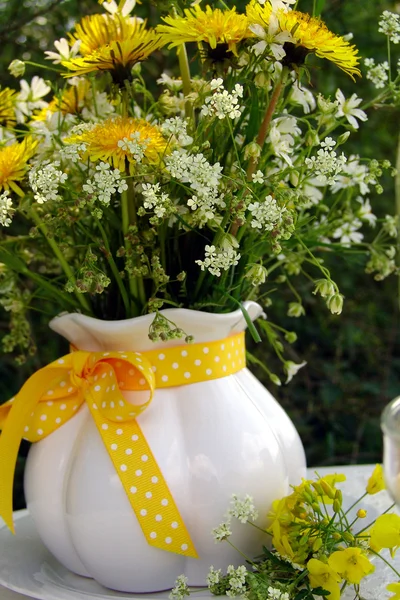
top-left (0, 331), bottom-right (246, 558)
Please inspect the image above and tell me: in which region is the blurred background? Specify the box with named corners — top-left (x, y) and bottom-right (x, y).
top-left (0, 0), bottom-right (399, 510)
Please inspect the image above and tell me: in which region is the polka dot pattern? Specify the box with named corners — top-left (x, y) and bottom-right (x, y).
top-left (0, 332), bottom-right (246, 557)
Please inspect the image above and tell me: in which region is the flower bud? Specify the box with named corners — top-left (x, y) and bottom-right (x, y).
top-left (326, 292), bottom-right (344, 315)
top-left (284, 331), bottom-right (297, 344)
top-left (269, 373), bottom-right (282, 386)
top-left (312, 538), bottom-right (323, 552)
top-left (333, 499), bottom-right (341, 513)
top-left (245, 264), bottom-right (268, 286)
top-left (313, 278), bottom-right (335, 298)
top-left (357, 509), bottom-right (367, 519)
top-left (244, 141), bottom-right (261, 160)
top-left (337, 131), bottom-right (351, 145)
top-left (320, 480), bottom-right (336, 500)
top-left (287, 302), bottom-right (305, 318)
top-left (8, 59), bottom-right (25, 77)
top-left (305, 130), bottom-right (320, 147)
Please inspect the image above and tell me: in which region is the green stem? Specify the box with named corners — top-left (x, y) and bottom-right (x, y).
top-left (369, 548), bottom-right (400, 579)
top-left (344, 492), bottom-right (368, 516)
top-left (395, 131), bottom-right (400, 312)
top-left (121, 183), bottom-right (146, 313)
top-left (30, 207), bottom-right (92, 314)
top-left (94, 217), bottom-right (130, 316)
top-left (177, 44), bottom-right (194, 124)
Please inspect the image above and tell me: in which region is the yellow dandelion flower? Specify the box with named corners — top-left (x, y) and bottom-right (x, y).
top-left (328, 547), bottom-right (375, 584)
top-left (62, 14), bottom-right (162, 82)
top-left (157, 5), bottom-right (251, 63)
top-left (0, 137), bottom-right (38, 196)
top-left (246, 1), bottom-right (360, 79)
top-left (64, 116), bottom-right (168, 173)
top-left (33, 80), bottom-right (92, 122)
top-left (0, 88), bottom-right (18, 128)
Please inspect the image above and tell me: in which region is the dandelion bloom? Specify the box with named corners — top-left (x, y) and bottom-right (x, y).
top-left (307, 558), bottom-right (341, 600)
top-left (62, 14), bottom-right (162, 82)
top-left (33, 80), bottom-right (92, 121)
top-left (366, 463), bottom-right (385, 494)
top-left (0, 137), bottom-right (38, 196)
top-left (246, 0), bottom-right (360, 79)
top-left (64, 116), bottom-right (168, 173)
top-left (328, 547), bottom-right (375, 584)
top-left (0, 88), bottom-right (18, 128)
top-left (157, 5), bottom-right (251, 61)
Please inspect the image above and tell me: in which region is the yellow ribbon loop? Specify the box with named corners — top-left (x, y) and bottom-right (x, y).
top-left (0, 332), bottom-right (246, 558)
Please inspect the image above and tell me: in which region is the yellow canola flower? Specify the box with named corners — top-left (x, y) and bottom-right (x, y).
top-left (64, 116), bottom-right (168, 174)
top-left (366, 463), bottom-right (385, 494)
top-left (246, 0), bottom-right (360, 79)
top-left (387, 582), bottom-right (400, 600)
top-left (157, 5), bottom-right (252, 57)
top-left (62, 14), bottom-right (162, 81)
top-left (370, 513), bottom-right (400, 552)
top-left (328, 547), bottom-right (375, 584)
top-left (307, 558), bottom-right (341, 600)
top-left (0, 88), bottom-right (18, 128)
top-left (0, 137), bottom-right (38, 196)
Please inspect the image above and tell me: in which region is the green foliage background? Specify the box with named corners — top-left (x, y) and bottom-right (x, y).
top-left (0, 0), bottom-right (399, 509)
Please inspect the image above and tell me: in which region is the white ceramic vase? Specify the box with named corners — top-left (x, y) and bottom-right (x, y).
top-left (24, 301), bottom-right (306, 593)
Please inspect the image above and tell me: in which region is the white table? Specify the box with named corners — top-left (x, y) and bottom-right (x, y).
top-left (0, 465), bottom-right (398, 600)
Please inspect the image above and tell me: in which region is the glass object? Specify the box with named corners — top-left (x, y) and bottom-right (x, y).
top-left (381, 396), bottom-right (400, 504)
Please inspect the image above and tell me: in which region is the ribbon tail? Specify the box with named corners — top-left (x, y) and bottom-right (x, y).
top-left (0, 366), bottom-right (66, 532)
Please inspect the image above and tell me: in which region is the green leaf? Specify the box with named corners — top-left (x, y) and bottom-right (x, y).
top-left (314, 0), bottom-right (326, 16)
top-left (311, 587), bottom-right (330, 597)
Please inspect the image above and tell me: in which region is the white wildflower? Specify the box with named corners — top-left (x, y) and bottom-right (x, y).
top-left (201, 79), bottom-right (243, 120)
top-left (284, 360), bottom-right (307, 383)
top-left (169, 575), bottom-right (189, 600)
top-left (248, 195), bottom-right (286, 230)
top-left (29, 161), bottom-right (68, 204)
top-left (383, 215), bottom-right (398, 237)
top-left (249, 14), bottom-right (293, 61)
top-left (0, 191), bottom-right (14, 227)
top-left (207, 566), bottom-right (222, 588)
top-left (268, 115), bottom-right (300, 165)
top-left (212, 520), bottom-right (232, 542)
top-left (142, 183), bottom-right (173, 219)
top-left (267, 586), bottom-right (290, 600)
top-left (157, 73), bottom-right (183, 91)
top-left (102, 0), bottom-right (137, 17)
top-left (252, 170), bottom-right (265, 184)
top-left (335, 89), bottom-right (367, 129)
top-left (82, 162), bottom-right (127, 206)
top-left (317, 94), bottom-right (339, 115)
top-left (117, 131), bottom-right (150, 163)
top-left (326, 292), bottom-right (344, 315)
top-left (161, 117), bottom-right (193, 146)
top-left (364, 58), bottom-right (389, 89)
top-left (289, 83), bottom-right (316, 114)
top-left (330, 155), bottom-right (372, 195)
top-left (226, 565), bottom-right (247, 597)
top-left (228, 494), bottom-right (258, 523)
top-left (81, 90), bottom-right (115, 122)
top-left (15, 76), bottom-right (51, 122)
top-left (378, 11), bottom-right (400, 44)
top-left (320, 137), bottom-right (336, 150)
top-left (305, 143), bottom-right (347, 185)
top-left (333, 218), bottom-right (363, 246)
top-left (356, 197), bottom-right (377, 226)
top-left (44, 37), bottom-right (81, 64)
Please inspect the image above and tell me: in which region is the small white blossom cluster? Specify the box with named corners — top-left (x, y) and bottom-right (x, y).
top-left (364, 58), bottom-right (389, 89)
top-left (378, 10), bottom-right (400, 44)
top-left (165, 150), bottom-right (225, 224)
top-left (118, 132), bottom-right (150, 163)
top-left (0, 191), bottom-right (13, 227)
top-left (248, 195), bottom-right (286, 230)
top-left (206, 566), bottom-right (222, 587)
top-left (169, 575), bottom-right (189, 600)
top-left (333, 218), bottom-right (363, 246)
top-left (82, 162), bottom-right (128, 205)
top-left (330, 155), bottom-right (372, 196)
top-left (228, 494), bottom-right (258, 523)
top-left (201, 79), bottom-right (244, 120)
top-left (141, 183), bottom-right (172, 219)
top-left (267, 586), bottom-right (290, 600)
top-left (161, 117), bottom-right (193, 146)
top-left (212, 521), bottom-right (232, 542)
top-left (226, 565), bottom-right (248, 598)
top-left (195, 243), bottom-right (240, 277)
top-left (305, 138), bottom-right (347, 185)
top-left (29, 160), bottom-right (68, 204)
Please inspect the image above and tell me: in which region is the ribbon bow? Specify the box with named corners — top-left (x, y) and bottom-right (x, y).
top-left (0, 331), bottom-right (247, 558)
top-left (0, 349), bottom-right (197, 557)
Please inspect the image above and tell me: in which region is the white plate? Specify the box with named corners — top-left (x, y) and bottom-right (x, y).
top-left (0, 511), bottom-right (213, 600)
top-left (0, 492), bottom-right (385, 600)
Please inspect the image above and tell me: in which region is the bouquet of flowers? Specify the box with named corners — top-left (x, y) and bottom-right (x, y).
top-left (0, 0), bottom-right (399, 375)
top-left (169, 465), bottom-right (400, 600)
